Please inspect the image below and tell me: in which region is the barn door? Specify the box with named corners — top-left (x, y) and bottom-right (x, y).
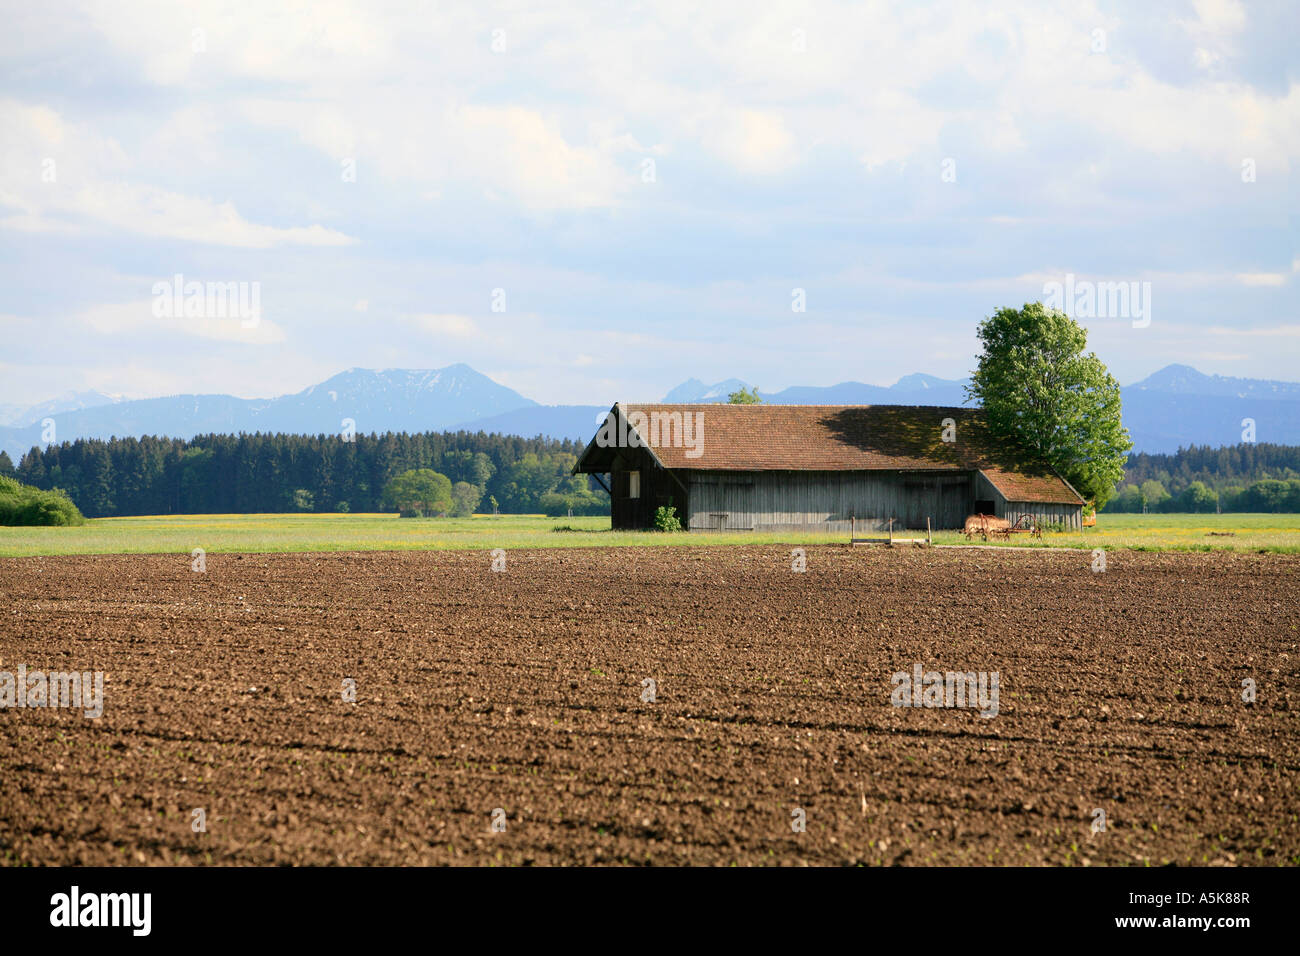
top-left (722, 479), bottom-right (752, 513)
top-left (941, 482), bottom-right (967, 529)
top-left (691, 476), bottom-right (753, 530)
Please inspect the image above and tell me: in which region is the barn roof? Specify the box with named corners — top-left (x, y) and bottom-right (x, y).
top-left (575, 403), bottom-right (1083, 505)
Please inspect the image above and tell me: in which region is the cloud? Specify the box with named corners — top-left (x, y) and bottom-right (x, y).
top-left (78, 300), bottom-right (287, 344)
top-left (454, 106), bottom-right (624, 209)
top-left (1208, 324), bottom-right (1300, 338)
top-left (708, 109), bottom-right (797, 175)
top-left (0, 100), bottom-right (354, 246)
top-left (1, 1), bottom-right (1296, 407)
top-left (1235, 272), bottom-right (1288, 287)
top-left (1187, 0), bottom-right (1247, 35)
top-left (406, 313), bottom-right (479, 338)
top-left (62, 182), bottom-right (353, 247)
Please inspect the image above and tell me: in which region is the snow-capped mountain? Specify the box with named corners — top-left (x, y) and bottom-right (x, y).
top-left (4, 363), bottom-right (1300, 462)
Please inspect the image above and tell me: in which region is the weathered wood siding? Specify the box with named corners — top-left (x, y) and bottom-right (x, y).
top-left (1001, 501), bottom-right (1082, 531)
top-left (609, 449), bottom-right (687, 529)
top-left (685, 470), bottom-right (973, 532)
top-left (606, 464), bottom-right (1080, 532)
top-left (973, 471), bottom-right (1082, 530)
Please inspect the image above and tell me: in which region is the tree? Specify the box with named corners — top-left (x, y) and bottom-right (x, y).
top-left (451, 481), bottom-right (482, 517)
top-left (16, 447), bottom-right (46, 487)
top-left (442, 449), bottom-right (495, 489)
top-left (497, 452), bottom-right (576, 512)
top-left (1219, 485), bottom-right (1246, 512)
top-left (0, 451), bottom-right (14, 478)
top-left (382, 468), bottom-right (453, 517)
top-left (967, 303), bottom-right (1132, 508)
top-left (539, 489), bottom-right (608, 516)
top-left (727, 386), bottom-right (763, 404)
top-left (292, 488), bottom-right (315, 512)
top-left (1114, 484), bottom-right (1143, 513)
top-left (1180, 481), bottom-right (1217, 513)
top-left (1140, 480), bottom-right (1170, 513)
top-left (1246, 478), bottom-right (1291, 512)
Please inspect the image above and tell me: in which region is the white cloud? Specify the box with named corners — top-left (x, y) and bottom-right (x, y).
top-left (0, 100), bottom-right (354, 246)
top-left (47, 2), bottom-right (1300, 199)
top-left (1235, 272), bottom-right (1288, 287)
top-left (1194, 47), bottom-right (1223, 70)
top-left (406, 313), bottom-right (479, 338)
top-left (708, 109), bottom-right (797, 175)
top-left (63, 182), bottom-right (353, 247)
top-left (1208, 324), bottom-right (1300, 338)
top-left (455, 106), bottom-right (624, 209)
top-left (1, 1), bottom-right (1296, 407)
top-left (1188, 0), bottom-right (1247, 35)
top-left (78, 301), bottom-right (287, 344)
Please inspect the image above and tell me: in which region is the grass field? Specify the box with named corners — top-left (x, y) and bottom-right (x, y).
top-left (2, 511), bottom-right (1300, 557)
top-left (931, 512), bottom-right (1300, 553)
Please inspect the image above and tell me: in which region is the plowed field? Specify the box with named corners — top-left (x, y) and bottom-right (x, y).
top-left (1, 547), bottom-right (1297, 866)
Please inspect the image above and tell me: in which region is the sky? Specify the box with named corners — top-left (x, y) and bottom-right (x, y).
top-left (1, 0), bottom-right (1297, 408)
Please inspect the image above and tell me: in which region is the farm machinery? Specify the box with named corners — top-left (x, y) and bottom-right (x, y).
top-left (962, 513), bottom-right (1043, 542)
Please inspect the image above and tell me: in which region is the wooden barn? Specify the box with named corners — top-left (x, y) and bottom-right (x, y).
top-left (573, 403), bottom-right (1085, 532)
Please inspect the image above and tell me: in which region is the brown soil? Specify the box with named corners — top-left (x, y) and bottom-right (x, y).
top-left (1, 547), bottom-right (1297, 866)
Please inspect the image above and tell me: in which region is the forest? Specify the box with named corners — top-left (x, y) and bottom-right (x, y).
top-left (1105, 443), bottom-right (1300, 512)
top-left (6, 434), bottom-right (1299, 519)
top-left (2, 431), bottom-right (608, 519)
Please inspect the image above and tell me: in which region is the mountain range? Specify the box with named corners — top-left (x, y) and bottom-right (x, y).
top-left (3, 363), bottom-right (1298, 463)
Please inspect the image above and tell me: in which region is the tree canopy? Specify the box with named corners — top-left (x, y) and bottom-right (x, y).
top-left (967, 302), bottom-right (1132, 508)
top-left (451, 481), bottom-right (482, 517)
top-left (383, 469), bottom-right (454, 517)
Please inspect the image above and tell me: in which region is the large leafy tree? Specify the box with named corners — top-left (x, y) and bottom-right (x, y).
top-left (450, 480), bottom-right (483, 517)
top-left (967, 303), bottom-right (1132, 508)
top-left (383, 468), bottom-right (453, 517)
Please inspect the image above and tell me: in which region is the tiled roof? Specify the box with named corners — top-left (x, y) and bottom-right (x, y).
top-left (582, 403), bottom-right (1082, 505)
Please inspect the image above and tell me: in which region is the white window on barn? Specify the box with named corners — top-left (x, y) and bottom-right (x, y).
top-left (628, 471), bottom-right (640, 498)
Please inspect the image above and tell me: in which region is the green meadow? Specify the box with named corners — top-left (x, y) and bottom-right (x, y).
top-left (1, 511), bottom-right (1299, 557)
top-left (929, 512), bottom-right (1300, 553)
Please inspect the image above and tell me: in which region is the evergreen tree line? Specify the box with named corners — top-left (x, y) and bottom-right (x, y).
top-left (5, 432), bottom-right (609, 518)
top-left (1105, 442), bottom-right (1300, 513)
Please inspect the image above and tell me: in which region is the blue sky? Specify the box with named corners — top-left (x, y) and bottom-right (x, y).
top-left (1, 0), bottom-right (1297, 407)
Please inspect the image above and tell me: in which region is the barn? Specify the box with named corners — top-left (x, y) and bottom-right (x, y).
top-left (573, 403), bottom-right (1085, 532)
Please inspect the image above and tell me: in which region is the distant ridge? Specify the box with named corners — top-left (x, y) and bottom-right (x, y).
top-left (4, 363), bottom-right (1300, 460)
top-left (0, 365), bottom-right (535, 461)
